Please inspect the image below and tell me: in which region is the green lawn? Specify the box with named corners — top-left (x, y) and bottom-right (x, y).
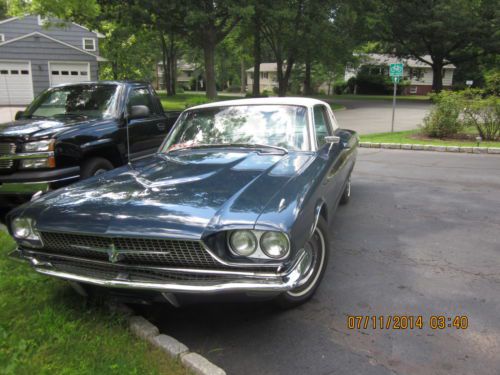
top-left (317, 94), bottom-right (431, 101)
top-left (0, 230), bottom-right (189, 375)
top-left (159, 92), bottom-right (345, 111)
top-left (360, 129), bottom-right (500, 148)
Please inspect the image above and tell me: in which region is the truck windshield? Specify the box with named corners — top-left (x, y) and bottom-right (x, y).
top-left (162, 105), bottom-right (310, 152)
top-left (24, 84), bottom-right (120, 120)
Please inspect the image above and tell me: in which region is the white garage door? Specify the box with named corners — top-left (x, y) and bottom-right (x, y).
top-left (49, 62), bottom-right (90, 86)
top-left (0, 61), bottom-right (34, 105)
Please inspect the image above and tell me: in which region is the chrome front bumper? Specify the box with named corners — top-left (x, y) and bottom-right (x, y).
top-left (10, 248), bottom-right (311, 295)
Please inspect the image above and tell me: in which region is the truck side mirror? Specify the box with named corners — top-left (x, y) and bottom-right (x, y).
top-left (15, 111), bottom-right (24, 120)
top-left (128, 105), bottom-right (150, 120)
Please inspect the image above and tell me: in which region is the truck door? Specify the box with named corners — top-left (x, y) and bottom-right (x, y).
top-left (126, 86), bottom-right (167, 159)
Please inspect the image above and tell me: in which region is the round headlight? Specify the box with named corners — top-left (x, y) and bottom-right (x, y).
top-left (229, 230), bottom-right (257, 256)
top-left (260, 232), bottom-right (290, 259)
top-left (12, 218), bottom-right (31, 239)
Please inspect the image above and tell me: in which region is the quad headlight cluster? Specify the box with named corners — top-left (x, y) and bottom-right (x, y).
top-left (228, 230), bottom-right (290, 260)
top-left (20, 140), bottom-right (56, 169)
top-left (11, 217), bottom-right (42, 247)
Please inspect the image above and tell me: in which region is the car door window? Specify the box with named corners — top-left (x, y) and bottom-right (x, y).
top-left (313, 105), bottom-right (332, 148)
top-left (127, 88), bottom-right (157, 116)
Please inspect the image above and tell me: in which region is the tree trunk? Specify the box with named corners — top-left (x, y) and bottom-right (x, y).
top-left (277, 58), bottom-right (294, 97)
top-left (168, 34), bottom-right (177, 95)
top-left (431, 62), bottom-right (444, 92)
top-left (112, 61), bottom-right (118, 80)
top-left (240, 59), bottom-right (246, 93)
top-left (252, 16), bottom-right (261, 97)
top-left (276, 59), bottom-right (286, 96)
top-left (202, 26), bottom-right (218, 100)
top-left (160, 34), bottom-right (173, 96)
top-left (304, 59), bottom-right (312, 95)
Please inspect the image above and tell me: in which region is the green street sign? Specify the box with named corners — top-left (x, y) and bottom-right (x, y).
top-left (390, 63), bottom-right (404, 77)
top-left (391, 76), bottom-right (401, 84)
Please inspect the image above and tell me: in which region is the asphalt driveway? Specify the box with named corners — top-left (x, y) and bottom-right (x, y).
top-left (138, 149), bottom-right (500, 375)
top-left (332, 99), bottom-right (432, 134)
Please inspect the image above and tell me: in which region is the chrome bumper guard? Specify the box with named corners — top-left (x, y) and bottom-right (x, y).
top-left (10, 249), bottom-right (311, 295)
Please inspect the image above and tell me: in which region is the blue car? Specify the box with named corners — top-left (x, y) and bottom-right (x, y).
top-left (8, 98), bottom-right (358, 307)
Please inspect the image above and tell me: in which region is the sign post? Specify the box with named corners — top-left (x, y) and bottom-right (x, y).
top-left (389, 63), bottom-right (403, 133)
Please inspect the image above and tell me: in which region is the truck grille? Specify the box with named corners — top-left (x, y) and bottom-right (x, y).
top-left (39, 232), bottom-right (223, 268)
top-left (0, 143), bottom-right (16, 169)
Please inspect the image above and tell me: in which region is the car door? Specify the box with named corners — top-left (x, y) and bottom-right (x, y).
top-left (313, 104), bottom-right (344, 201)
top-left (126, 86), bottom-right (167, 159)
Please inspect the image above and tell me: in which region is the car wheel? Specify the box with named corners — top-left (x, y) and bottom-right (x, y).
top-left (80, 157), bottom-right (114, 179)
top-left (339, 175), bottom-right (351, 205)
top-left (275, 216), bottom-right (329, 308)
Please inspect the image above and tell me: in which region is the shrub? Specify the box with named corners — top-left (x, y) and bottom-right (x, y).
top-left (421, 91), bottom-right (464, 138)
top-left (354, 71), bottom-right (393, 95)
top-left (463, 96), bottom-right (500, 141)
top-left (334, 81), bottom-right (348, 95)
top-left (484, 70), bottom-right (500, 97)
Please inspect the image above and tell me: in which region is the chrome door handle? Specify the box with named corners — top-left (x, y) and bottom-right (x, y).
top-left (156, 122), bottom-right (166, 131)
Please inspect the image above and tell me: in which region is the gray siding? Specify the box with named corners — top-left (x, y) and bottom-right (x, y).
top-left (0, 35), bottom-right (98, 96)
top-left (0, 15), bottom-right (100, 56)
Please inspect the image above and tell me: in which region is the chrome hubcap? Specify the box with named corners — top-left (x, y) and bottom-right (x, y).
top-left (288, 228), bottom-right (325, 297)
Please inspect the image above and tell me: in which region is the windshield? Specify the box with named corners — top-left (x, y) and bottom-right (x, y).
top-left (24, 84), bottom-right (120, 120)
top-left (162, 105), bottom-right (310, 152)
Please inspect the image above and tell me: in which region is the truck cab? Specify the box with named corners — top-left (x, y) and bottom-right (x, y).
top-left (0, 81), bottom-right (180, 211)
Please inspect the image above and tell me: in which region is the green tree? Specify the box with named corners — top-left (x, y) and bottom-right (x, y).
top-left (370, 0), bottom-right (500, 92)
top-left (259, 0), bottom-right (307, 96)
top-left (183, 0), bottom-right (251, 99)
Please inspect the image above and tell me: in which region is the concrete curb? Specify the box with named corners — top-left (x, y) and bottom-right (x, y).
top-left (359, 142), bottom-right (500, 154)
top-left (106, 302), bottom-right (226, 375)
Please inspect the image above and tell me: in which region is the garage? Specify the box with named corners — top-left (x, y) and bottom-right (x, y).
top-left (0, 61), bottom-right (34, 105)
top-left (49, 62), bottom-right (90, 86)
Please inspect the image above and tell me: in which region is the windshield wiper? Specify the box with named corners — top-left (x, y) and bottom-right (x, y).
top-left (52, 113), bottom-right (88, 119)
top-left (166, 143), bottom-right (288, 154)
top-left (218, 143), bottom-right (288, 154)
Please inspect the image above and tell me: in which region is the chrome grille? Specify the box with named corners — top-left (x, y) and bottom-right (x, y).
top-left (49, 259), bottom-right (226, 283)
top-left (0, 143), bottom-right (15, 169)
top-left (40, 232), bottom-right (222, 268)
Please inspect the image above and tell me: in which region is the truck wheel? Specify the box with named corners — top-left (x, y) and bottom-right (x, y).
top-left (339, 175), bottom-right (351, 205)
top-left (80, 157), bottom-right (113, 179)
top-left (275, 216), bottom-right (329, 309)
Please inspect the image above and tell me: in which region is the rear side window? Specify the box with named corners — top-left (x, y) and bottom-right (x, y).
top-left (313, 105), bottom-right (332, 148)
top-left (127, 87), bottom-right (160, 115)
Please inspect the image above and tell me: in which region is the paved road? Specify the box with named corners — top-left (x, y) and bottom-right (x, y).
top-left (332, 99), bottom-right (432, 135)
top-left (139, 149), bottom-right (500, 375)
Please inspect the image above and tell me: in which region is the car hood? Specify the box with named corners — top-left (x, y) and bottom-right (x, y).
top-left (22, 150), bottom-right (315, 239)
top-left (0, 117), bottom-right (102, 140)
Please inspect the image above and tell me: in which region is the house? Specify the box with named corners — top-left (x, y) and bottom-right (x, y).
top-left (246, 63), bottom-right (332, 94)
top-left (155, 61), bottom-right (202, 91)
top-left (0, 14), bottom-right (105, 105)
top-left (246, 63), bottom-right (279, 93)
top-left (344, 53), bottom-right (455, 95)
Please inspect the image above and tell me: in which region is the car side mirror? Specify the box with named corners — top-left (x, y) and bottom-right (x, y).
top-left (128, 105), bottom-right (150, 120)
top-left (15, 111), bottom-right (24, 120)
top-left (324, 136), bottom-right (340, 144)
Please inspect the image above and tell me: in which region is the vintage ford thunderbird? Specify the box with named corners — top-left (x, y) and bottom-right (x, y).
top-left (8, 98), bottom-right (358, 307)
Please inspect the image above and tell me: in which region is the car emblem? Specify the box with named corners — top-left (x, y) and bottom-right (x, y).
top-left (107, 242), bottom-right (121, 263)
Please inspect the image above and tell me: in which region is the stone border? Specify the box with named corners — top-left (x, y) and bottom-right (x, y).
top-left (359, 142), bottom-right (500, 154)
top-left (107, 302), bottom-right (226, 375)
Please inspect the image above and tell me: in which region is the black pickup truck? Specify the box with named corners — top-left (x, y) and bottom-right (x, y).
top-left (0, 81), bottom-right (180, 209)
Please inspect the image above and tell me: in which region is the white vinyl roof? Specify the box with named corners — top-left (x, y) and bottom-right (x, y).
top-left (188, 97), bottom-right (330, 110)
